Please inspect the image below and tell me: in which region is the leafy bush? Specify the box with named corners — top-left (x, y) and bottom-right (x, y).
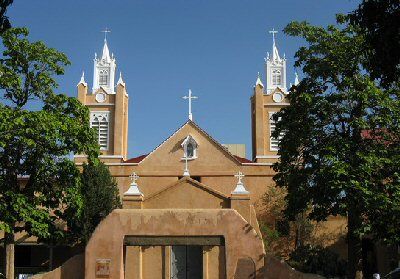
top-left (288, 244), bottom-right (347, 278)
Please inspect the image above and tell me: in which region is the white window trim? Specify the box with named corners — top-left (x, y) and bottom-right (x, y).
top-left (181, 135), bottom-right (198, 160)
top-left (90, 111), bottom-right (110, 151)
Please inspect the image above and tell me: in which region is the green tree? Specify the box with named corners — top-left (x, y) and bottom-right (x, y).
top-left (66, 162), bottom-right (121, 245)
top-left (0, 28), bottom-right (98, 278)
top-left (350, 0), bottom-right (400, 86)
top-left (273, 17), bottom-right (400, 278)
top-left (0, 0), bottom-right (13, 34)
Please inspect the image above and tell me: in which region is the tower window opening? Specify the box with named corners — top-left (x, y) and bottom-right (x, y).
top-left (269, 112), bottom-right (283, 151)
top-left (272, 69), bottom-right (282, 86)
top-left (99, 70), bottom-right (109, 86)
top-left (90, 112), bottom-right (109, 150)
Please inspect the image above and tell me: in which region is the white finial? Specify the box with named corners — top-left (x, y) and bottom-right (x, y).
top-left (117, 72), bottom-right (124, 85)
top-left (77, 71), bottom-right (87, 87)
top-left (182, 89), bottom-right (198, 121)
top-left (94, 52), bottom-right (97, 59)
top-left (124, 172), bottom-right (143, 196)
top-left (232, 171), bottom-right (249, 194)
top-left (294, 72), bottom-right (300, 86)
top-left (183, 156), bottom-right (190, 176)
top-left (256, 72), bottom-right (264, 88)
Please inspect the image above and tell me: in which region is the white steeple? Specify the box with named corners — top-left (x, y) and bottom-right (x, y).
top-left (265, 29), bottom-right (287, 94)
top-left (294, 72), bottom-right (300, 86)
top-left (101, 39), bottom-right (111, 62)
top-left (93, 30), bottom-right (116, 94)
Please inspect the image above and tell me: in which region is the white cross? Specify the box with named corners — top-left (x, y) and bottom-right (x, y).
top-left (269, 28), bottom-right (278, 45)
top-left (182, 89), bottom-right (198, 121)
top-left (183, 155), bottom-right (190, 176)
top-left (129, 172), bottom-right (139, 184)
top-left (101, 28), bottom-right (111, 42)
top-left (234, 171), bottom-right (245, 184)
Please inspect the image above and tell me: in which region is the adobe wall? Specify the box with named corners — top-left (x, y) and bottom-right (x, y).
top-left (85, 209), bottom-right (265, 279)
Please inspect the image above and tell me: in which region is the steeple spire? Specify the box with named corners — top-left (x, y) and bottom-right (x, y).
top-left (265, 28), bottom-right (287, 94)
top-left (294, 72), bottom-right (300, 86)
top-left (101, 39), bottom-right (111, 62)
top-left (93, 29), bottom-right (117, 94)
top-left (269, 28), bottom-right (281, 62)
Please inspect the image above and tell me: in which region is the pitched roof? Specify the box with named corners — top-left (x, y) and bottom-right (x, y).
top-left (136, 120), bottom-right (242, 165)
top-left (144, 176), bottom-right (230, 201)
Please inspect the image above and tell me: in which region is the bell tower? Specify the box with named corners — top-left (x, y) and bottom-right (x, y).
top-left (251, 30), bottom-right (295, 163)
top-left (76, 35), bottom-right (129, 162)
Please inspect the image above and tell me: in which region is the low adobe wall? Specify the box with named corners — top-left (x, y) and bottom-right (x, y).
top-left (31, 254), bottom-right (84, 279)
top-left (85, 208), bottom-right (265, 278)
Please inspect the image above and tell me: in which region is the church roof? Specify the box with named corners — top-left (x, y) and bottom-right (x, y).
top-left (123, 120), bottom-right (254, 165)
top-left (144, 176), bottom-right (230, 201)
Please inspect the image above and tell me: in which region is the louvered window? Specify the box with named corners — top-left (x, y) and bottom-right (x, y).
top-left (99, 70), bottom-right (109, 86)
top-left (90, 112), bottom-right (109, 150)
top-left (269, 112), bottom-right (283, 151)
top-left (272, 69), bottom-right (282, 86)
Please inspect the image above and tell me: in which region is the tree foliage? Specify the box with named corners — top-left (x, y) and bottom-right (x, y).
top-left (350, 0), bottom-right (400, 86)
top-left (0, 27), bottom-right (99, 276)
top-left (0, 0), bottom-right (13, 33)
top-left (273, 16), bottom-right (400, 277)
top-left (66, 162), bottom-right (121, 244)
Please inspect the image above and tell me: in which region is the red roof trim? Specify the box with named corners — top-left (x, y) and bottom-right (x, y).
top-left (233, 155), bottom-right (253, 163)
top-left (124, 154), bottom-right (148, 163)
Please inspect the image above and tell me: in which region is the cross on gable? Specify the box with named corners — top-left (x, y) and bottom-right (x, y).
top-left (234, 171), bottom-right (245, 184)
top-left (129, 172), bottom-right (139, 184)
top-left (182, 89), bottom-right (198, 121)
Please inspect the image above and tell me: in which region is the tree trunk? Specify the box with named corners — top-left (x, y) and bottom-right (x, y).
top-left (4, 232), bottom-right (14, 279)
top-left (348, 208), bottom-right (363, 279)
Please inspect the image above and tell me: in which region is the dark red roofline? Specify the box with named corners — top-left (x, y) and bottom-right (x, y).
top-left (125, 154), bottom-right (253, 164)
top-left (124, 154), bottom-right (148, 163)
top-left (234, 155), bottom-right (253, 163)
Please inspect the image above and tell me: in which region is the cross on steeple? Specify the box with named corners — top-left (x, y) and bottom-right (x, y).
top-left (234, 171), bottom-right (245, 184)
top-left (269, 28), bottom-right (278, 45)
top-left (182, 89), bottom-right (198, 121)
top-left (101, 28), bottom-right (111, 42)
top-left (129, 172), bottom-right (139, 184)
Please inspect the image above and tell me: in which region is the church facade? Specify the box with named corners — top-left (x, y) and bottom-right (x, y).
top-left (72, 35), bottom-right (296, 278)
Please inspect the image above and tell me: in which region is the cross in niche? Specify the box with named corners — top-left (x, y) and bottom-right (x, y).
top-left (101, 28), bottom-right (111, 41)
top-left (182, 89), bottom-right (198, 121)
top-left (269, 28), bottom-right (278, 44)
top-left (129, 172), bottom-right (139, 184)
top-left (234, 171), bottom-right (245, 184)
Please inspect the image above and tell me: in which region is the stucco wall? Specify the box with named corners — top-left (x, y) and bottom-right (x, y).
top-left (85, 209), bottom-right (265, 279)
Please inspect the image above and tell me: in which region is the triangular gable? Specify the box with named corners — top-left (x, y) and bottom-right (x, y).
top-left (145, 177), bottom-right (229, 201)
top-left (139, 120), bottom-right (242, 165)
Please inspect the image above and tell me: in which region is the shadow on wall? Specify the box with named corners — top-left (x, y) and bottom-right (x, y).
top-left (263, 255), bottom-right (326, 279)
top-left (31, 254), bottom-right (84, 279)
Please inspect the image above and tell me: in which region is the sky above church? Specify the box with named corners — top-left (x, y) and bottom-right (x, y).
top-left (8, 0), bottom-right (360, 159)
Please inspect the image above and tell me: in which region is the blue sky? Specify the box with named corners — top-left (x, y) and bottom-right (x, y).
top-left (8, 0), bottom-right (360, 159)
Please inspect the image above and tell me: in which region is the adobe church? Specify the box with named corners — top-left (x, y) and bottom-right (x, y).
top-left (72, 32), bottom-right (295, 279)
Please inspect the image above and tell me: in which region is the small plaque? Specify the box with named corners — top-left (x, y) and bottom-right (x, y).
top-left (96, 259), bottom-right (111, 278)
